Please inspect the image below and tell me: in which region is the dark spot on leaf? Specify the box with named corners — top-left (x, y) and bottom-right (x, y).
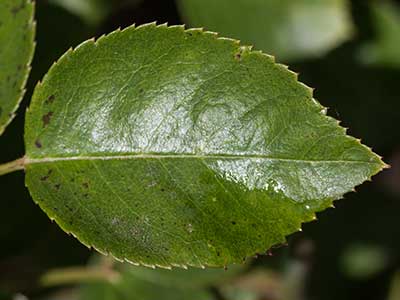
top-left (217, 251), bottom-right (220, 257)
top-left (45, 95), bottom-right (55, 104)
top-left (17, 64), bottom-right (22, 71)
top-left (40, 169), bottom-right (53, 181)
top-left (35, 140), bottom-right (42, 148)
top-left (234, 47), bottom-right (245, 61)
top-left (231, 221), bottom-right (236, 225)
top-left (11, 1), bottom-right (26, 16)
top-left (42, 112), bottom-right (54, 127)
top-left (83, 193), bottom-right (89, 198)
top-left (160, 188), bottom-right (165, 192)
top-left (82, 182), bottom-right (89, 189)
top-left (54, 183), bottom-right (61, 190)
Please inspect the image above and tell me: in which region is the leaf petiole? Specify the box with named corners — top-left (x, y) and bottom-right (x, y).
top-left (0, 157), bottom-right (26, 176)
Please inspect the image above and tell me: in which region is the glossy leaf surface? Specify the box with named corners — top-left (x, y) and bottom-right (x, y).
top-left (177, 0), bottom-right (353, 61)
top-left (24, 23), bottom-right (384, 268)
top-left (0, 0), bottom-right (35, 135)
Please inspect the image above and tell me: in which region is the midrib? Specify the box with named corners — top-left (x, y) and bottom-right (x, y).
top-left (24, 153), bottom-right (380, 165)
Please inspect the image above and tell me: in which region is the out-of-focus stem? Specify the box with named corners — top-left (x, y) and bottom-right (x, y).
top-left (40, 266), bottom-right (121, 287)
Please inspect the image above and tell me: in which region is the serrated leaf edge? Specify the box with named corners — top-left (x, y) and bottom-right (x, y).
top-left (26, 22), bottom-right (387, 269)
top-left (0, 0), bottom-right (36, 135)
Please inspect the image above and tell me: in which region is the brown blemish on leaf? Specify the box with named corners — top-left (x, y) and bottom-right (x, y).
top-left (11, 1), bottom-right (26, 16)
top-left (234, 47), bottom-right (246, 61)
top-left (42, 112), bottom-right (54, 127)
top-left (40, 169), bottom-right (53, 181)
top-left (82, 182), bottom-right (89, 189)
top-left (54, 183), bottom-right (61, 190)
top-left (35, 139), bottom-right (42, 148)
top-left (45, 95), bottom-right (55, 104)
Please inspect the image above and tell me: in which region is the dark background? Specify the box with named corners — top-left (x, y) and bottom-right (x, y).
top-left (0, 0), bottom-right (399, 299)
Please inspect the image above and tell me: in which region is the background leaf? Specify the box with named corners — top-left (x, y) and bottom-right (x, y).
top-left (0, 0), bottom-right (35, 136)
top-left (22, 23), bottom-right (384, 268)
top-left (177, 0), bottom-right (354, 62)
top-left (358, 1), bottom-right (400, 68)
top-left (80, 257), bottom-right (242, 300)
top-left (80, 268), bottom-right (213, 300)
top-left (48, 0), bottom-right (145, 26)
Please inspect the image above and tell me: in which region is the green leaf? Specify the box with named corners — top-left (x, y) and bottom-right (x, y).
top-left (177, 0), bottom-right (354, 61)
top-left (48, 0), bottom-right (112, 26)
top-left (0, 0), bottom-right (35, 136)
top-left (48, 0), bottom-right (144, 26)
top-left (23, 23), bottom-right (384, 268)
top-left (81, 262), bottom-right (237, 300)
top-left (358, 1), bottom-right (400, 68)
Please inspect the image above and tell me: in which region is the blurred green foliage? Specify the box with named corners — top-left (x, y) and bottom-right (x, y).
top-left (358, 1), bottom-right (400, 68)
top-left (178, 0), bottom-right (354, 62)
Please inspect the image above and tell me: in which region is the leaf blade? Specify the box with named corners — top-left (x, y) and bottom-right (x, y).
top-left (0, 0), bottom-right (35, 135)
top-left (24, 23), bottom-right (384, 268)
